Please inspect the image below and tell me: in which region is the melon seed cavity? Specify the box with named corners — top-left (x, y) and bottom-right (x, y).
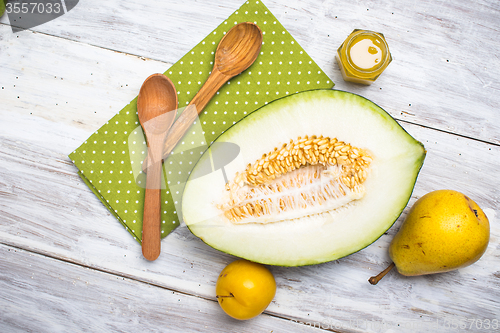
top-left (218, 135), bottom-right (373, 224)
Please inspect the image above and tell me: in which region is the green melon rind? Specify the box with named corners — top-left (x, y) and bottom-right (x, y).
top-left (182, 89), bottom-right (425, 266)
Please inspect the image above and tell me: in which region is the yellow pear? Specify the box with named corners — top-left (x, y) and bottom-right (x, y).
top-left (370, 190), bottom-right (489, 284)
top-left (216, 259), bottom-right (276, 320)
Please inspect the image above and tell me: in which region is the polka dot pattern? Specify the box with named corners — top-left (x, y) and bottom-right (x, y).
top-left (69, 0), bottom-right (334, 243)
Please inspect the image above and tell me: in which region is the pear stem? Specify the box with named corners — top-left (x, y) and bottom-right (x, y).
top-left (216, 293), bottom-right (234, 299)
top-left (369, 262), bottom-right (395, 285)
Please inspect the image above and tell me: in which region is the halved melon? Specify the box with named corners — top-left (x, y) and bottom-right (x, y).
top-left (181, 89), bottom-right (425, 266)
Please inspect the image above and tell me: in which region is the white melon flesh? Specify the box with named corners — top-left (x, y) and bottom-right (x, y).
top-left (181, 89), bottom-right (425, 266)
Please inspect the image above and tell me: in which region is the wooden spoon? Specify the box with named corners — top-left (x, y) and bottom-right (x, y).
top-left (137, 73), bottom-right (178, 261)
top-left (143, 22), bottom-right (263, 171)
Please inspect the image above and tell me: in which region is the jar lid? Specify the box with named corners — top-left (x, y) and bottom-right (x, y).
top-left (344, 30), bottom-right (391, 74)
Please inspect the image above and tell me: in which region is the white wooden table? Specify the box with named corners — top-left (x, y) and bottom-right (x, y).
top-left (1, 1), bottom-right (499, 332)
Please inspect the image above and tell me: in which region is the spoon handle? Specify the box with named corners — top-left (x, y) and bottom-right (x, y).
top-left (163, 68), bottom-right (229, 158)
top-left (142, 68), bottom-right (229, 170)
top-left (142, 137), bottom-right (163, 261)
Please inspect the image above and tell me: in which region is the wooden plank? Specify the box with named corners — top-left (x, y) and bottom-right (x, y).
top-left (1, 25), bottom-right (499, 332)
top-left (0, 26), bottom-right (170, 138)
top-left (0, 243), bottom-right (324, 333)
top-left (1, 0), bottom-right (499, 145)
top-left (266, 0), bottom-right (500, 145)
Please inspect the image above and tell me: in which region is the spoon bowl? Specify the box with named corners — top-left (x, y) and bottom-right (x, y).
top-left (143, 22), bottom-right (262, 171)
top-left (137, 73), bottom-right (178, 261)
top-left (215, 22), bottom-right (263, 76)
top-left (137, 74), bottom-right (178, 132)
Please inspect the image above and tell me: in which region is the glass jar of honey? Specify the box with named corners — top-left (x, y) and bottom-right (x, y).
top-left (336, 29), bottom-right (392, 85)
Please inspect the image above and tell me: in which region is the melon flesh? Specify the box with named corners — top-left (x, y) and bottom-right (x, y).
top-left (181, 89), bottom-right (425, 266)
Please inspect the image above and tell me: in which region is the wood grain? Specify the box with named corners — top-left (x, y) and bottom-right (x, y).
top-left (0, 243), bottom-right (324, 333)
top-left (2, 0), bottom-right (499, 144)
top-left (147, 22), bottom-right (262, 167)
top-left (1, 0), bottom-right (500, 332)
top-left (137, 74), bottom-right (178, 260)
top-left (1, 37), bottom-right (499, 329)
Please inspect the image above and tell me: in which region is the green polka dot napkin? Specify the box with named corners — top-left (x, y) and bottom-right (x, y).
top-left (69, 0), bottom-right (334, 244)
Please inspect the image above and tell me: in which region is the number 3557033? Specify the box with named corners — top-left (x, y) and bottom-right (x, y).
top-left (6, 2), bottom-right (62, 14)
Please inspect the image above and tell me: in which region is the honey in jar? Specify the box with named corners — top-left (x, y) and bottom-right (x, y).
top-left (336, 29), bottom-right (392, 85)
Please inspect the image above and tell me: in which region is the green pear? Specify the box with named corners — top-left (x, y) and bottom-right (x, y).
top-left (370, 190), bottom-right (489, 284)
